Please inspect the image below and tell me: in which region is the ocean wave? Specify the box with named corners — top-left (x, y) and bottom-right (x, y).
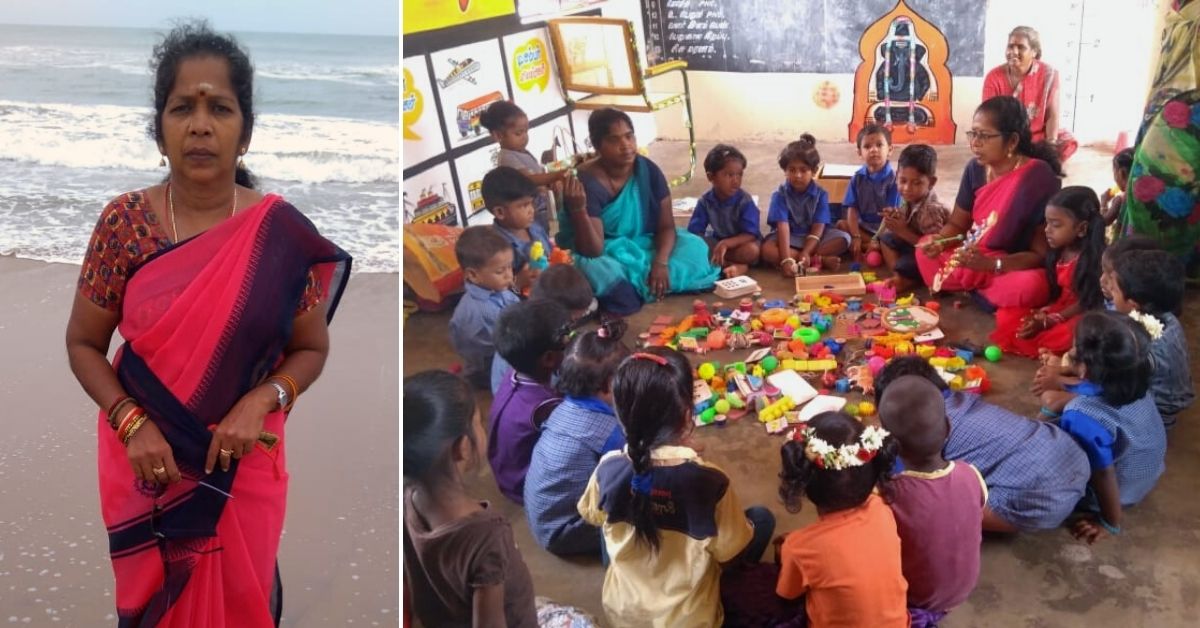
top-left (0, 100), bottom-right (398, 184)
top-left (257, 62), bottom-right (399, 86)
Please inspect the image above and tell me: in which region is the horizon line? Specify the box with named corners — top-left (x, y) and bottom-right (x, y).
top-left (0, 19), bottom-right (398, 39)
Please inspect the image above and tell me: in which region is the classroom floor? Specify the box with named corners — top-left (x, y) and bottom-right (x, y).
top-left (402, 140), bottom-right (1200, 627)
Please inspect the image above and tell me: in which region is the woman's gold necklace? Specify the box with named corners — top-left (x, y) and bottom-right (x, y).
top-left (168, 182), bottom-right (238, 243)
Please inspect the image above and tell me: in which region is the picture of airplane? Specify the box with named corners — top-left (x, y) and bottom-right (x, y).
top-left (438, 58), bottom-right (480, 89)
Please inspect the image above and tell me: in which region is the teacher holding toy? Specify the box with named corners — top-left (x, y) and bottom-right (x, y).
top-left (917, 96), bottom-right (1063, 310)
top-left (557, 107), bottom-right (719, 314)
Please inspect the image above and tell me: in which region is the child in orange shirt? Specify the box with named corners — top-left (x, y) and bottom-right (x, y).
top-left (775, 412), bottom-right (910, 628)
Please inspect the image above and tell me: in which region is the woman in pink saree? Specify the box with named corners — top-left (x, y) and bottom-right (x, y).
top-left (917, 96), bottom-right (1063, 311)
top-left (982, 26), bottom-right (1078, 161)
top-left (65, 22), bottom-right (350, 627)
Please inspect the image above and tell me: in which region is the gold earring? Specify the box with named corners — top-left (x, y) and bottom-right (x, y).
top-left (238, 149), bottom-right (246, 170)
top-left (159, 155), bottom-right (166, 167)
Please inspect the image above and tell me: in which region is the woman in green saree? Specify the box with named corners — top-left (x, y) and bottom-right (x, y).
top-left (557, 108), bottom-right (720, 314)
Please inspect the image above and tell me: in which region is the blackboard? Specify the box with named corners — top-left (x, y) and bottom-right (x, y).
top-left (642, 0), bottom-right (986, 76)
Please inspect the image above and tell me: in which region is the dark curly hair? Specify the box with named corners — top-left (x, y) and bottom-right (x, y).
top-left (557, 318), bottom-right (630, 397)
top-left (856, 122), bottom-right (892, 149)
top-left (778, 133), bottom-right (820, 171)
top-left (480, 100), bottom-right (525, 133)
top-left (779, 412), bottom-right (897, 514)
top-left (1113, 249), bottom-right (1185, 316)
top-left (1073, 310), bottom-right (1153, 407)
top-left (149, 20), bottom-right (258, 189)
top-left (1044, 186), bottom-right (1106, 310)
top-left (704, 143), bottom-right (747, 174)
top-left (976, 96), bottom-right (1063, 177)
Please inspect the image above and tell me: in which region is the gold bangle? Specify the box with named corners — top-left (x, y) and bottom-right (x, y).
top-left (269, 374), bottom-right (300, 411)
top-left (121, 413), bottom-right (149, 445)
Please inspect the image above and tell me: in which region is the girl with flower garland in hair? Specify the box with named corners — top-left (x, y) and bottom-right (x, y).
top-left (991, 186), bottom-right (1106, 357)
top-left (1039, 311), bottom-right (1168, 544)
top-left (774, 412), bottom-right (909, 627)
top-left (577, 347), bottom-right (775, 627)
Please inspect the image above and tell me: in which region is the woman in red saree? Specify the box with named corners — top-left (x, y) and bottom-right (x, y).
top-left (916, 96), bottom-right (1063, 310)
top-left (65, 22), bottom-right (350, 627)
top-left (982, 26), bottom-right (1077, 161)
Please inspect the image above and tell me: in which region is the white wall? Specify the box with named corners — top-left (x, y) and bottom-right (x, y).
top-left (594, 0), bottom-right (1163, 146)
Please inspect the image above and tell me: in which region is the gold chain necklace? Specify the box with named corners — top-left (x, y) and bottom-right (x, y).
top-left (167, 182), bottom-right (238, 243)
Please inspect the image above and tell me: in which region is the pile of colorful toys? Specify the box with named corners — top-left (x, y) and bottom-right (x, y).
top-left (640, 274), bottom-right (1003, 435)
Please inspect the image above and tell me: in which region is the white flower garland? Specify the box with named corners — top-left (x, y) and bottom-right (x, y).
top-left (1129, 310), bottom-right (1164, 341)
top-left (788, 424), bottom-right (891, 470)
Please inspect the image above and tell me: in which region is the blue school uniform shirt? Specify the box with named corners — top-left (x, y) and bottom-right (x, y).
top-left (687, 188), bottom-right (762, 241)
top-left (766, 181), bottom-right (831, 235)
top-left (448, 281), bottom-right (521, 389)
top-left (493, 223), bottom-right (553, 274)
top-left (842, 162), bottom-right (900, 227)
top-left (524, 396), bottom-right (626, 555)
top-left (1148, 312), bottom-right (1194, 425)
top-left (1057, 381), bottom-right (1167, 508)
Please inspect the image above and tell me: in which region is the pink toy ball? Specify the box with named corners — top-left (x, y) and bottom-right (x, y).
top-left (867, 355), bottom-right (887, 376)
top-left (865, 250), bottom-right (883, 267)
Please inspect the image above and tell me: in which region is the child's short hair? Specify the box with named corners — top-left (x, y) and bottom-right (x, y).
top-left (1114, 249), bottom-right (1185, 316)
top-left (494, 299), bottom-right (571, 376)
top-left (479, 100), bottom-right (525, 132)
top-left (897, 144), bottom-right (938, 177)
top-left (530, 265), bottom-right (595, 312)
top-left (481, 166), bottom-right (538, 211)
top-left (1113, 147), bottom-right (1135, 174)
top-left (878, 376), bottom-right (948, 460)
top-left (704, 143), bottom-right (747, 174)
top-left (779, 412), bottom-right (897, 514)
top-left (454, 225), bottom-right (510, 271)
top-left (1103, 234), bottom-right (1160, 262)
top-left (557, 318), bottom-right (630, 397)
top-left (856, 122), bottom-right (893, 148)
top-left (1074, 310), bottom-right (1153, 407)
top-left (778, 133), bottom-right (820, 171)
top-left (403, 370), bottom-right (477, 482)
top-left (873, 356), bottom-right (948, 404)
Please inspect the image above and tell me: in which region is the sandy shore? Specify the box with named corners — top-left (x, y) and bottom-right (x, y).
top-left (0, 257), bottom-right (399, 625)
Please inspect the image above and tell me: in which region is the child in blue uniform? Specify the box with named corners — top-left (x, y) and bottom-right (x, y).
top-left (761, 134), bottom-right (850, 276)
top-left (837, 123), bottom-right (901, 263)
top-left (687, 144), bottom-right (761, 277)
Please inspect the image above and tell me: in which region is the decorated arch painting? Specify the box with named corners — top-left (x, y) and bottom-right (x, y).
top-left (849, 0), bottom-right (956, 145)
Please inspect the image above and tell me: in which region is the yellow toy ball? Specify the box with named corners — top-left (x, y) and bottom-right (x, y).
top-left (714, 398), bottom-right (731, 414)
top-left (698, 363), bottom-right (716, 381)
top-left (857, 401), bottom-right (876, 416)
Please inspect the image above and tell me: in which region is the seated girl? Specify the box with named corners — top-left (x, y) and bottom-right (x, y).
top-left (761, 134), bottom-right (850, 277)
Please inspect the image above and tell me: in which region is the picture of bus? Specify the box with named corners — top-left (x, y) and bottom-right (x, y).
top-left (468, 179), bottom-right (486, 212)
top-left (456, 91), bottom-right (503, 138)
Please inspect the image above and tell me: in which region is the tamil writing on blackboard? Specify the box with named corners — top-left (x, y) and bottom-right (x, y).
top-left (660, 0), bottom-right (730, 57)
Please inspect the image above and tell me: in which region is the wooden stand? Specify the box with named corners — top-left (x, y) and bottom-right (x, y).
top-left (795, 273), bottom-right (867, 298)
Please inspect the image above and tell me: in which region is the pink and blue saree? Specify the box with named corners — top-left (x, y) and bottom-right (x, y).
top-left (97, 194), bottom-right (349, 627)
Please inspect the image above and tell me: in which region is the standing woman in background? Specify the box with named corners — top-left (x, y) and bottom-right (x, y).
top-left (64, 21), bottom-right (350, 626)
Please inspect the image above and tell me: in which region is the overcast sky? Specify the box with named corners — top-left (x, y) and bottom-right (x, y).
top-left (0, 0), bottom-right (398, 36)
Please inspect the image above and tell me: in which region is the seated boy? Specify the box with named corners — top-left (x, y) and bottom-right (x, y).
top-left (482, 166), bottom-right (554, 294)
top-left (877, 144), bottom-right (949, 293)
top-left (491, 264), bottom-right (597, 394)
top-left (489, 299), bottom-right (570, 504)
top-left (879, 376), bottom-right (985, 627)
top-left (448, 226), bottom-right (519, 389)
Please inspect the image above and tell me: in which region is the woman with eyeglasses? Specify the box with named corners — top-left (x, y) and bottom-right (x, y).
top-left (915, 96), bottom-right (1064, 310)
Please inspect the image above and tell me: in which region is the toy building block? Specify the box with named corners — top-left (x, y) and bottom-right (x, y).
top-left (764, 417), bottom-right (790, 435)
top-left (693, 380), bottom-right (714, 414)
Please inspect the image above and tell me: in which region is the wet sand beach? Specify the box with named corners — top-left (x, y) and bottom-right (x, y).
top-left (0, 257), bottom-right (399, 626)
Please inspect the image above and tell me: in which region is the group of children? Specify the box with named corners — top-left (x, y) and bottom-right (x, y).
top-left (417, 98), bottom-right (1194, 626)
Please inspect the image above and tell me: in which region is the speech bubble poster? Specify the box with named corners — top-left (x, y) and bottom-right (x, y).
top-left (502, 28), bottom-right (565, 120)
top-left (403, 56), bottom-right (447, 166)
top-left (430, 39), bottom-right (511, 150)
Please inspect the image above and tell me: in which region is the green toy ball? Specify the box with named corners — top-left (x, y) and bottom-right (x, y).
top-left (984, 345), bottom-right (1003, 362)
top-left (714, 398), bottom-right (731, 414)
top-left (700, 407), bottom-right (717, 424)
top-left (761, 355), bottom-right (779, 373)
top-left (698, 362), bottom-right (717, 380)
top-left (845, 403), bottom-right (860, 417)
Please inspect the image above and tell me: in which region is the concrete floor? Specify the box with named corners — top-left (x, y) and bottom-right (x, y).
top-left (402, 140), bottom-right (1200, 626)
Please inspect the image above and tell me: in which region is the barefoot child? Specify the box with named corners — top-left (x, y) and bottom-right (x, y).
top-left (448, 226), bottom-right (519, 389)
top-left (876, 144), bottom-right (950, 292)
top-left (579, 348), bottom-right (775, 627)
top-left (482, 166), bottom-right (554, 293)
top-left (879, 377), bottom-right (985, 627)
top-left (489, 299), bottom-right (571, 504)
top-left (837, 123), bottom-right (901, 263)
top-left (1041, 311), bottom-right (1168, 544)
top-left (776, 412), bottom-right (908, 627)
top-left (686, 144), bottom-right (762, 277)
top-left (403, 370), bottom-right (538, 627)
top-left (525, 318), bottom-right (630, 557)
top-left (991, 186), bottom-right (1105, 357)
top-left (481, 100), bottom-right (567, 231)
top-left (761, 134), bottom-right (850, 277)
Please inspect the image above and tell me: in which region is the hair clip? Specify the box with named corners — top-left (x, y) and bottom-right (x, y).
top-left (597, 326), bottom-right (609, 339)
top-left (630, 352), bottom-right (668, 366)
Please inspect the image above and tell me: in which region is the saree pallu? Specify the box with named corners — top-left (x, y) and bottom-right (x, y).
top-left (990, 258), bottom-right (1081, 358)
top-left (1120, 90), bottom-right (1200, 262)
top-left (99, 194), bottom-right (350, 627)
top-left (561, 158), bottom-right (718, 314)
top-left (915, 160), bottom-right (1054, 309)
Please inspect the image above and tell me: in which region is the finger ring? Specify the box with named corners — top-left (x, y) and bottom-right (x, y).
top-left (152, 466), bottom-right (166, 475)
top-left (219, 448), bottom-right (234, 457)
